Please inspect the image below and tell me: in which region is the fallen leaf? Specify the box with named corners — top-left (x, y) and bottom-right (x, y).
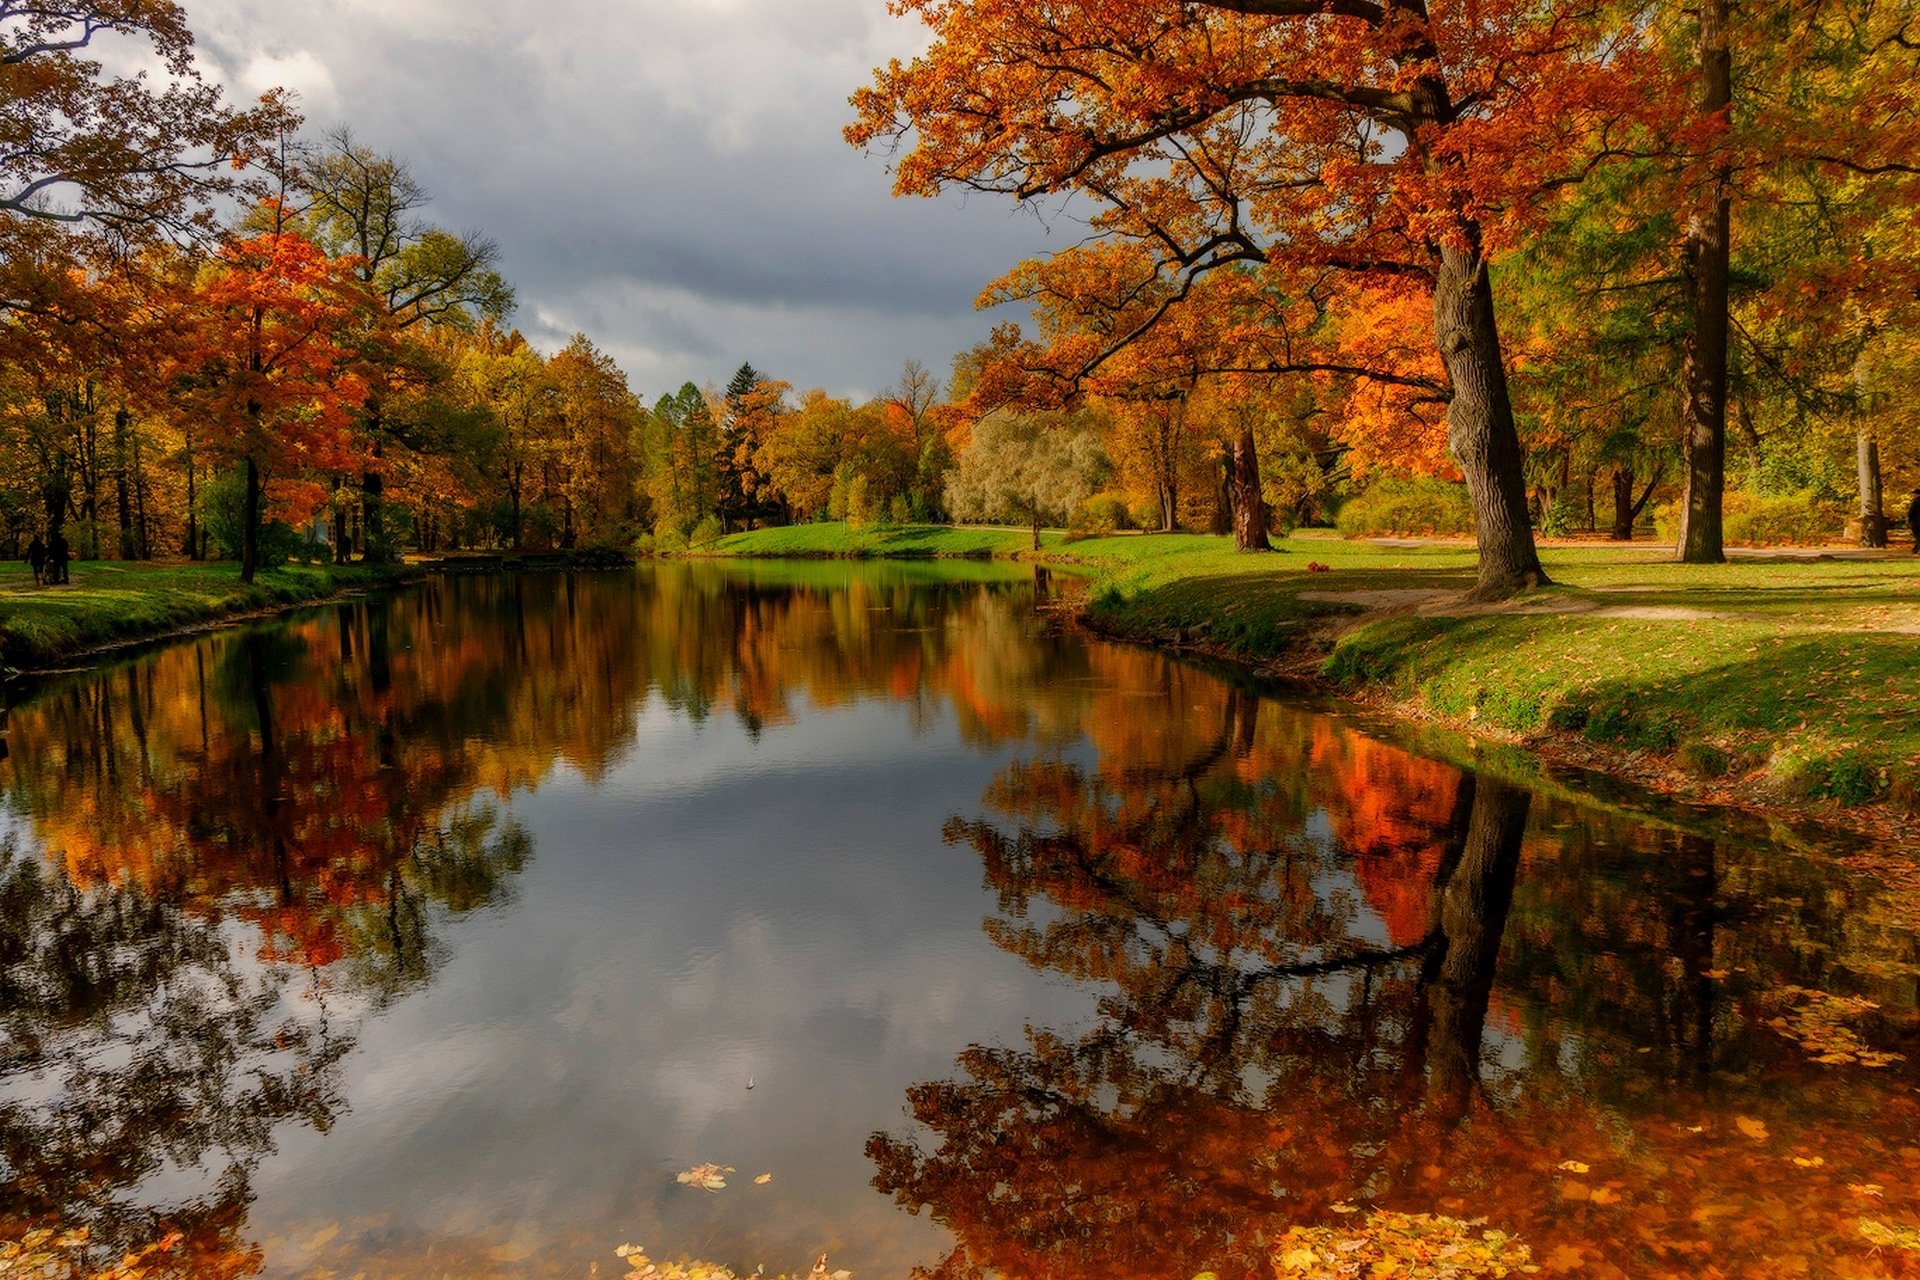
top-left (1735, 1116), bottom-right (1770, 1142)
top-left (1557, 1160), bottom-right (1591, 1174)
top-left (676, 1163), bottom-right (734, 1191)
top-left (754, 1173), bottom-right (773, 1185)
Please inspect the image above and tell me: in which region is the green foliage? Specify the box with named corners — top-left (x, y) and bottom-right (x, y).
top-left (1540, 495), bottom-right (1582, 537)
top-left (1656, 489), bottom-right (1845, 546)
top-left (945, 409), bottom-right (1110, 531)
top-left (688, 514), bottom-right (725, 548)
top-left (203, 467), bottom-right (304, 570)
top-left (1068, 491), bottom-right (1134, 538)
top-left (1336, 476), bottom-right (1475, 537)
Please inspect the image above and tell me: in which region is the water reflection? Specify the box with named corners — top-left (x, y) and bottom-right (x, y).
top-left (0, 565), bottom-right (1914, 1278)
top-left (887, 657), bottom-right (1920, 1279)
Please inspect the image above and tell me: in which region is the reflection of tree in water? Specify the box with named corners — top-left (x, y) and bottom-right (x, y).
top-left (0, 837), bottom-right (346, 1276)
top-left (887, 685), bottom-right (1920, 1280)
top-left (0, 587), bottom-right (568, 1271)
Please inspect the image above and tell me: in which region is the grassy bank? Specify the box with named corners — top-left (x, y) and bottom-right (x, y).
top-left (704, 522), bottom-right (1042, 558)
top-left (0, 559), bottom-right (421, 671)
top-left (711, 523), bottom-right (1920, 824)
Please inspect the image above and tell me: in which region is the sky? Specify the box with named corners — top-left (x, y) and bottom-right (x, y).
top-left (176, 0), bottom-right (1068, 402)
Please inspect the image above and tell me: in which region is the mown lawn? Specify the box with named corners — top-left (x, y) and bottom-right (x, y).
top-left (0, 559), bottom-right (417, 669)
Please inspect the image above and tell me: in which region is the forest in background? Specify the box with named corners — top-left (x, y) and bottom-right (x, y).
top-left (2, 0), bottom-right (1917, 591)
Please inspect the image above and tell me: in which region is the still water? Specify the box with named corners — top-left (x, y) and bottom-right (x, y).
top-left (1, 563), bottom-right (1916, 1279)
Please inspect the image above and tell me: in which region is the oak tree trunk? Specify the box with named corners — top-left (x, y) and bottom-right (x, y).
top-left (1678, 0), bottom-right (1732, 564)
top-left (1432, 242), bottom-right (1549, 596)
top-left (1610, 466), bottom-right (1637, 541)
top-left (1229, 423), bottom-right (1271, 551)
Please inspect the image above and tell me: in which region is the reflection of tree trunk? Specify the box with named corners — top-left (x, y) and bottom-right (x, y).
top-left (1667, 832), bottom-right (1720, 1084)
top-left (1424, 775), bottom-right (1530, 1118)
top-left (1228, 685), bottom-right (1259, 759)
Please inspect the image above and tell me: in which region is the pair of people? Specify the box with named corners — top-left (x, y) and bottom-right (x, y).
top-left (24, 531), bottom-right (70, 585)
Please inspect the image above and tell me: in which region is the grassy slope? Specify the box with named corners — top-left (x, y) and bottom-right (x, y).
top-left (0, 560), bottom-right (418, 670)
top-left (711, 524), bottom-right (1920, 812)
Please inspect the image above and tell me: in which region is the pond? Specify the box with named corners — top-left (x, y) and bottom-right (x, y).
top-left (1, 563), bottom-right (1916, 1279)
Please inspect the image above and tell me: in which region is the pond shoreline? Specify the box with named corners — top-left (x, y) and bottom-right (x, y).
top-left (703, 524), bottom-right (1920, 859)
top-left (1077, 606), bottom-right (1920, 861)
top-left (1, 550), bottom-right (635, 679)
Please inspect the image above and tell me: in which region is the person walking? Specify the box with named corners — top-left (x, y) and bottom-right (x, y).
top-left (47, 528), bottom-right (70, 584)
top-left (25, 534), bottom-right (46, 585)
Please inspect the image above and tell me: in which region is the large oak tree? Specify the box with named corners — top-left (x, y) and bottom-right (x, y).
top-left (850, 0), bottom-right (1655, 594)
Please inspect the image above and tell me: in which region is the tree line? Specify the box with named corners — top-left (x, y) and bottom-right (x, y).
top-left (6, 1), bottom-right (1916, 591)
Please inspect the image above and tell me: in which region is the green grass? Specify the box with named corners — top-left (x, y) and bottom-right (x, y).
top-left (704, 523), bottom-right (1043, 559)
top-left (0, 559), bottom-right (419, 670)
top-left (711, 524), bottom-right (1920, 811)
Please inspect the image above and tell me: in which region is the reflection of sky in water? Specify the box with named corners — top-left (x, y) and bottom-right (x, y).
top-left (4, 566), bottom-right (1917, 1280)
top-left (245, 688), bottom-right (1105, 1277)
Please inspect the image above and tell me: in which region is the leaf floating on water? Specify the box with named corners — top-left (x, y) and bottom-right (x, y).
top-left (1734, 1116), bottom-right (1770, 1142)
top-left (1859, 1218), bottom-right (1920, 1255)
top-left (676, 1163), bottom-right (734, 1191)
top-left (1764, 986), bottom-right (1907, 1068)
top-left (613, 1243), bottom-right (847, 1280)
top-left (1273, 1209), bottom-right (1539, 1278)
top-left (754, 1173), bottom-right (773, 1185)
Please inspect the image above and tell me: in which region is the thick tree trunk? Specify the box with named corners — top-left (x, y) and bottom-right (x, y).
top-left (1678, 0), bottom-right (1732, 564)
top-left (1229, 423), bottom-right (1271, 551)
top-left (1610, 466), bottom-right (1637, 541)
top-left (241, 456), bottom-right (261, 584)
top-left (1432, 242), bottom-right (1549, 596)
top-left (1857, 431), bottom-right (1887, 548)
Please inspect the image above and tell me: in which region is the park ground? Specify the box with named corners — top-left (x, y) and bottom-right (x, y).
top-left (707, 523), bottom-right (1920, 847)
top-left (0, 559), bottom-right (421, 673)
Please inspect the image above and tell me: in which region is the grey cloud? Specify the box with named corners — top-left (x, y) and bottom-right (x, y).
top-left (181, 0), bottom-right (1062, 395)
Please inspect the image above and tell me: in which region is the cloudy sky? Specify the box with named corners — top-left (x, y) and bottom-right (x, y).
top-left (175, 0), bottom-right (1067, 401)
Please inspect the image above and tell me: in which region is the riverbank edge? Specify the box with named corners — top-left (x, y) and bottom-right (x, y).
top-left (700, 525), bottom-right (1920, 856)
top-left (0, 562), bottom-right (428, 676)
top-left (0, 550), bottom-right (646, 676)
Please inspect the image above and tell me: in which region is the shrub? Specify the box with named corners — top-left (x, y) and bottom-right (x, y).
top-left (1540, 496), bottom-right (1581, 537)
top-left (1130, 498), bottom-right (1164, 531)
top-left (688, 514), bottom-right (725, 548)
top-left (1655, 489), bottom-right (1843, 546)
top-left (1336, 475), bottom-right (1475, 538)
top-left (1070, 491), bottom-right (1134, 538)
